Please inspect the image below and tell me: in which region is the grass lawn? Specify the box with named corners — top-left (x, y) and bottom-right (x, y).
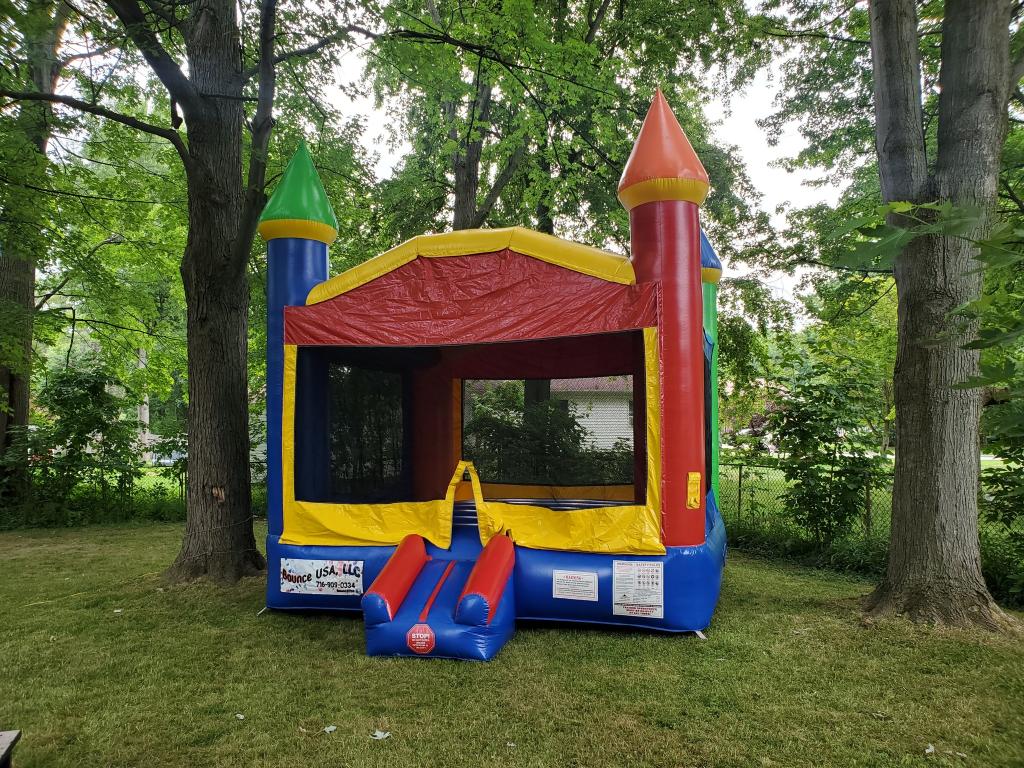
top-left (1, 523), bottom-right (1021, 767)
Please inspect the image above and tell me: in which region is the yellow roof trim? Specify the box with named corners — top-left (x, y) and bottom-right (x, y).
top-left (618, 176), bottom-right (709, 211)
top-left (305, 227), bottom-right (635, 305)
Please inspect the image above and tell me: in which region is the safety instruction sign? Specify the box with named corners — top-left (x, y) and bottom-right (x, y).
top-left (612, 560), bottom-right (664, 618)
top-left (280, 558), bottom-right (363, 595)
top-left (552, 569), bottom-right (598, 601)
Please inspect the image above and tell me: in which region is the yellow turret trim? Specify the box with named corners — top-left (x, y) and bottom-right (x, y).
top-left (702, 267), bottom-right (722, 284)
top-left (258, 218), bottom-right (338, 244)
top-left (306, 227), bottom-right (635, 304)
top-left (618, 177), bottom-right (709, 211)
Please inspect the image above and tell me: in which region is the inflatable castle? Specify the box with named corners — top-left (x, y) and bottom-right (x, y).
top-left (260, 91), bottom-right (726, 660)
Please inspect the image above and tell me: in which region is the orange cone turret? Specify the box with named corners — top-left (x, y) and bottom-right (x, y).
top-left (621, 90), bottom-right (709, 547)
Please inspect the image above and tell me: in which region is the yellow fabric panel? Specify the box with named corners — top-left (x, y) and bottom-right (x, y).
top-left (701, 266), bottom-right (722, 285)
top-left (257, 218), bottom-right (338, 244)
top-left (306, 227), bottom-right (636, 304)
top-left (279, 344), bottom-right (457, 548)
top-left (469, 463), bottom-right (665, 555)
top-left (643, 326), bottom-right (662, 518)
top-left (618, 177), bottom-right (709, 210)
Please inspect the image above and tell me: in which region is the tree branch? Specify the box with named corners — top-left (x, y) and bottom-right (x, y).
top-left (794, 258), bottom-right (894, 274)
top-left (0, 89), bottom-right (188, 161)
top-left (35, 234), bottom-right (125, 311)
top-left (105, 0), bottom-right (204, 119)
top-left (763, 28), bottom-right (870, 46)
top-left (59, 42), bottom-right (121, 67)
top-left (473, 141), bottom-right (527, 227)
top-left (234, 0), bottom-right (279, 271)
top-left (240, 26), bottom-right (365, 81)
top-left (585, 0), bottom-right (613, 44)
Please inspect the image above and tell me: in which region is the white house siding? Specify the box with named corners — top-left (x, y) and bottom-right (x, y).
top-left (562, 392), bottom-right (633, 449)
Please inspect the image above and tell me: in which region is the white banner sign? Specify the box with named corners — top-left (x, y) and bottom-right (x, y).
top-left (612, 560), bottom-right (664, 618)
top-left (552, 569), bottom-right (598, 601)
top-left (280, 558), bottom-right (364, 596)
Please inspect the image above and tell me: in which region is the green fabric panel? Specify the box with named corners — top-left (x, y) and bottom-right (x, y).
top-left (259, 142), bottom-right (338, 228)
top-left (702, 282), bottom-right (720, 500)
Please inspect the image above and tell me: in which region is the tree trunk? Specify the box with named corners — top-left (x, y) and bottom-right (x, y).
top-left (0, 3), bottom-right (68, 500)
top-left (165, 0), bottom-right (263, 582)
top-left (865, 0), bottom-right (1015, 629)
top-left (452, 81), bottom-right (492, 230)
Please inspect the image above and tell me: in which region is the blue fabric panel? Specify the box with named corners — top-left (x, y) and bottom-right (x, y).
top-left (266, 237), bottom-right (328, 540)
top-left (699, 230), bottom-right (722, 270)
top-left (361, 591), bottom-right (393, 626)
top-left (268, 498), bottom-right (726, 632)
top-left (512, 495), bottom-right (726, 632)
top-left (364, 559), bottom-right (516, 661)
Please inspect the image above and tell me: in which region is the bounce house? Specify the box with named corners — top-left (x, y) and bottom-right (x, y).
top-left (260, 91), bottom-right (726, 660)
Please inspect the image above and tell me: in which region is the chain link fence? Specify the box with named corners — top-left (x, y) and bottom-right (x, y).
top-left (718, 460), bottom-right (894, 543)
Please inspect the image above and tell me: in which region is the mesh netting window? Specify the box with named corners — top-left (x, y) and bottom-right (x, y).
top-left (328, 364), bottom-right (406, 501)
top-left (462, 377), bottom-right (634, 485)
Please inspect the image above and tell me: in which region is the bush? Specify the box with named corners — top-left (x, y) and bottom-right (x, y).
top-left (770, 364), bottom-right (888, 546)
top-left (0, 367), bottom-right (183, 528)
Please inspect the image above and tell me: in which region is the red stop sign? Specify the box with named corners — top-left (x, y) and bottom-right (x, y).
top-left (406, 623), bottom-right (435, 654)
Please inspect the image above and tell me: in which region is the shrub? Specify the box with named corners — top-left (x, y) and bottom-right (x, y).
top-left (770, 364), bottom-right (888, 546)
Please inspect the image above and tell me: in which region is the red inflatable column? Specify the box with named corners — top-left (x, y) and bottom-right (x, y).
top-left (619, 91), bottom-right (710, 547)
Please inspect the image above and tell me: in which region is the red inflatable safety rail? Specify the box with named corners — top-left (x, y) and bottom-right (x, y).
top-left (455, 535), bottom-right (515, 626)
top-left (361, 534), bottom-right (429, 625)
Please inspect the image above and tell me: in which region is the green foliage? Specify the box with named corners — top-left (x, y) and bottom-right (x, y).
top-left (770, 363), bottom-right (888, 545)
top-left (0, 366), bottom-right (141, 526)
top-left (464, 381), bottom-right (632, 485)
top-left (716, 276), bottom-right (794, 439)
top-left (365, 0), bottom-right (770, 255)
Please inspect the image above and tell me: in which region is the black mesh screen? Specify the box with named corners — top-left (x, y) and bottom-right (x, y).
top-left (462, 377), bottom-right (634, 486)
top-left (327, 364), bottom-right (407, 501)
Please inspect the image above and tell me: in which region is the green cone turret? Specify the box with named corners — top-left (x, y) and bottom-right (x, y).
top-left (258, 141), bottom-right (338, 244)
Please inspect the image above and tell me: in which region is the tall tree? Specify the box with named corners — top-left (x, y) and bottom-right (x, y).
top-left (0, 0), bottom-right (72, 499)
top-left (863, 0), bottom-right (1016, 628)
top-left (1, 0), bottom-right (358, 581)
top-left (368, 0), bottom-right (767, 245)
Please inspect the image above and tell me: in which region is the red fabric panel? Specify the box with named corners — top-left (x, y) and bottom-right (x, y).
top-left (438, 332), bottom-right (639, 380)
top-left (284, 250), bottom-right (657, 346)
top-left (631, 201), bottom-right (706, 546)
top-left (411, 367), bottom-right (456, 501)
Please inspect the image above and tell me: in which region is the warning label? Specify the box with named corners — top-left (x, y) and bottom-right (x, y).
top-left (552, 569), bottom-right (598, 602)
top-left (280, 558), bottom-right (363, 595)
top-left (612, 560), bottom-right (664, 618)
top-left (406, 623), bottom-right (436, 654)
